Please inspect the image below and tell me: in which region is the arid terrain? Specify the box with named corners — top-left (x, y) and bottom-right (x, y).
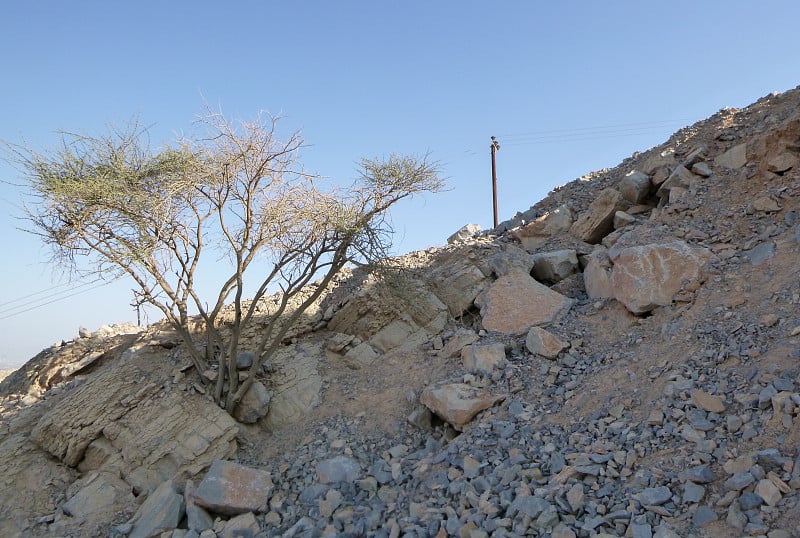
top-left (2, 86), bottom-right (800, 538)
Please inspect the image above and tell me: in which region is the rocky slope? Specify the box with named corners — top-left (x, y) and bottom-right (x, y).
top-left (1, 86), bottom-right (800, 538)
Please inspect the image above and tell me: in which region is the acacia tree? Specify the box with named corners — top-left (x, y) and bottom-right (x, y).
top-left (9, 111), bottom-right (443, 413)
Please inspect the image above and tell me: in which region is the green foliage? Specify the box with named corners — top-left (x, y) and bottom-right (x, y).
top-left (6, 110), bottom-right (444, 415)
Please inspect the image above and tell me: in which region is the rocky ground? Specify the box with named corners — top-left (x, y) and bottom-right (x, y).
top-left (1, 86), bottom-right (800, 538)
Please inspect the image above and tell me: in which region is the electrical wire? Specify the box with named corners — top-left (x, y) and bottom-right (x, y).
top-left (0, 279), bottom-right (114, 320)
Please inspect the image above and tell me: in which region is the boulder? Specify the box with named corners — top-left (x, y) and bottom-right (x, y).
top-left (582, 247), bottom-right (614, 299)
top-left (715, 142), bottom-right (747, 169)
top-left (618, 171), bottom-right (652, 204)
top-left (610, 241), bottom-right (710, 314)
top-left (525, 327), bottom-right (567, 359)
top-left (427, 254), bottom-right (491, 316)
top-left (569, 188), bottom-right (629, 244)
top-left (185, 480), bottom-right (214, 532)
top-left (447, 223), bottom-right (481, 244)
top-left (475, 273), bottom-right (574, 334)
top-left (233, 380), bottom-right (271, 424)
top-left (420, 383), bottom-right (506, 430)
top-left (193, 460), bottom-right (273, 515)
top-left (691, 162), bottom-right (713, 177)
top-left (656, 164), bottom-right (696, 203)
top-left (461, 343), bottom-right (506, 374)
top-left (128, 479), bottom-right (185, 538)
top-left (613, 211), bottom-right (637, 229)
top-left (513, 205), bottom-right (573, 250)
top-left (486, 245), bottom-right (535, 276)
top-left (767, 152), bottom-right (798, 174)
top-left (62, 471), bottom-right (135, 520)
top-left (531, 250), bottom-right (578, 284)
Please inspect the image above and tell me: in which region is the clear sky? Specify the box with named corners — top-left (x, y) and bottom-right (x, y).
top-left (1, 1), bottom-right (799, 368)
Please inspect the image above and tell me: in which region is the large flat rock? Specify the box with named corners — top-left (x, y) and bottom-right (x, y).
top-left (193, 460), bottom-right (273, 515)
top-left (420, 383), bottom-right (506, 430)
top-left (610, 241), bottom-right (710, 314)
top-left (475, 273), bottom-right (574, 334)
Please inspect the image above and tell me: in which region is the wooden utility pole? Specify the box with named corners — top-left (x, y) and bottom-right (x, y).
top-left (490, 136), bottom-right (500, 228)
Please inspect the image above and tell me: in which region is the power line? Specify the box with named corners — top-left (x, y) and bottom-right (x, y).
top-left (0, 279), bottom-right (101, 309)
top-left (501, 127), bottom-right (682, 147)
top-left (0, 279), bottom-right (115, 321)
top-left (497, 119), bottom-right (691, 140)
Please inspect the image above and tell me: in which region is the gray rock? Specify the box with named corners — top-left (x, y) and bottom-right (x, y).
top-left (507, 495), bottom-right (551, 519)
top-left (233, 380), bottom-right (271, 424)
top-left (635, 486), bottom-right (672, 506)
top-left (678, 465), bottom-right (716, 484)
top-left (447, 223), bottom-right (481, 244)
top-left (682, 482), bottom-right (705, 504)
top-left (316, 456), bottom-right (361, 484)
top-left (531, 250), bottom-right (578, 284)
top-left (630, 523), bottom-right (653, 538)
top-left (185, 480), bottom-right (214, 532)
top-left (691, 505), bottom-right (717, 527)
top-left (738, 491), bottom-right (763, 510)
top-left (236, 351), bottom-right (254, 370)
top-left (691, 162), bottom-right (712, 177)
top-left (743, 241), bottom-right (776, 266)
top-left (129, 480), bottom-right (185, 538)
top-left (724, 472), bottom-right (755, 491)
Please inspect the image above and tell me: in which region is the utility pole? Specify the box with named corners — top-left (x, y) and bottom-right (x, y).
top-left (490, 136), bottom-right (500, 228)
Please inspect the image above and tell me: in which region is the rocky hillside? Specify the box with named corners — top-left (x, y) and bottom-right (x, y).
top-left (1, 86), bottom-right (800, 538)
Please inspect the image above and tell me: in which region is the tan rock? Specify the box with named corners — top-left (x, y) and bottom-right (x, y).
top-left (767, 152), bottom-right (798, 173)
top-left (513, 205), bottom-right (573, 250)
top-left (657, 165), bottom-right (696, 202)
top-left (461, 343), bottom-right (506, 374)
top-left (525, 326), bottom-right (567, 359)
top-left (439, 329), bottom-right (479, 358)
top-left (582, 247), bottom-right (614, 299)
top-left (715, 143), bottom-right (747, 169)
top-left (691, 389), bottom-right (726, 413)
top-left (755, 478), bottom-right (782, 506)
top-left (609, 241), bottom-right (710, 314)
top-left (752, 196), bottom-right (781, 212)
top-left (233, 381), bottom-right (271, 424)
top-left (613, 211), bottom-right (637, 229)
top-left (618, 171), bottom-right (652, 204)
top-left (62, 471), bottom-right (135, 520)
top-left (531, 250), bottom-right (578, 283)
top-left (475, 273), bottom-right (574, 334)
top-left (194, 460), bottom-right (273, 515)
top-left (570, 188), bottom-right (629, 244)
top-left (420, 383), bottom-right (506, 430)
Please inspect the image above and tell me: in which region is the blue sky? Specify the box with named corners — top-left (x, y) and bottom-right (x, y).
top-left (2, 1), bottom-right (799, 367)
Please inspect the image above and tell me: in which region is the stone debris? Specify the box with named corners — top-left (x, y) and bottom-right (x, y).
top-left (3, 86), bottom-right (800, 537)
